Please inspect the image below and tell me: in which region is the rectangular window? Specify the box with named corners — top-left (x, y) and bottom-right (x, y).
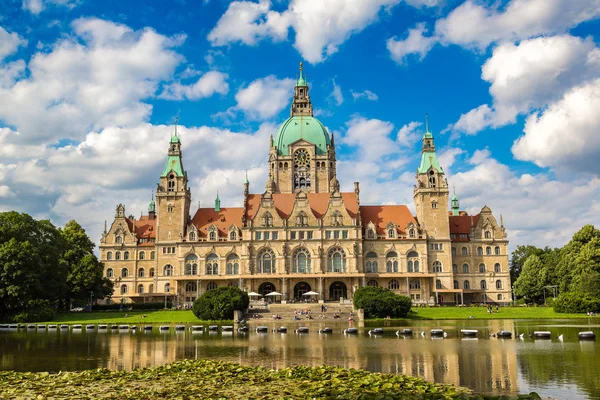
top-left (162, 247), bottom-right (166, 254)
top-left (326, 231), bottom-right (331, 239)
top-left (290, 231), bottom-right (296, 240)
top-left (307, 231), bottom-right (313, 239)
top-left (334, 230), bottom-right (340, 239)
top-left (430, 244), bottom-right (434, 250)
top-left (272, 232), bottom-right (278, 240)
top-left (255, 232), bottom-right (261, 240)
top-left (264, 232), bottom-right (270, 240)
top-left (450, 234), bottom-right (456, 239)
top-left (299, 231), bottom-right (304, 240)
top-left (342, 230), bottom-right (348, 239)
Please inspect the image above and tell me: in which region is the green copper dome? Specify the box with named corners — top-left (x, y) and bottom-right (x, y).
top-left (275, 116), bottom-right (331, 155)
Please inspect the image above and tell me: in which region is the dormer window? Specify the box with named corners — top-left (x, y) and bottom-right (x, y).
top-left (409, 229), bottom-right (416, 238)
top-left (484, 230), bottom-right (491, 239)
top-left (209, 231), bottom-right (216, 241)
top-left (229, 231), bottom-right (237, 241)
top-left (367, 229), bottom-right (375, 239)
top-left (115, 236), bottom-right (122, 244)
top-left (387, 228), bottom-right (396, 239)
top-left (189, 231), bottom-right (195, 241)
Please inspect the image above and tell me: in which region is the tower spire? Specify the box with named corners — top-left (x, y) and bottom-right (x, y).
top-left (451, 186), bottom-right (460, 216)
top-left (425, 113), bottom-right (429, 133)
top-left (244, 169), bottom-right (249, 185)
top-left (214, 191), bottom-right (221, 212)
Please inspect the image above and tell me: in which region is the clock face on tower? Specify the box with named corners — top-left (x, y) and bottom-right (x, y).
top-left (294, 149), bottom-right (310, 167)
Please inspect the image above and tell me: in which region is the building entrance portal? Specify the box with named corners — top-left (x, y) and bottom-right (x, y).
top-left (293, 281), bottom-right (311, 301)
top-left (258, 282), bottom-right (276, 296)
top-left (329, 281), bottom-right (347, 301)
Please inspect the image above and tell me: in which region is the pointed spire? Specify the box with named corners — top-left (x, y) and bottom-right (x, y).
top-left (244, 169), bottom-right (249, 184)
top-left (214, 191), bottom-right (221, 212)
top-left (451, 186), bottom-right (460, 216)
top-left (297, 61), bottom-right (307, 87)
top-left (104, 220), bottom-right (107, 233)
top-left (425, 113), bottom-right (429, 133)
top-left (500, 214), bottom-right (504, 228)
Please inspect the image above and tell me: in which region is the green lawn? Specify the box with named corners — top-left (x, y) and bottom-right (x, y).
top-left (405, 306), bottom-right (591, 320)
top-left (37, 310), bottom-right (230, 325)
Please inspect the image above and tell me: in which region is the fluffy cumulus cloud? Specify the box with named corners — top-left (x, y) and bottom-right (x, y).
top-left (0, 18), bottom-right (186, 143)
top-left (22, 0), bottom-right (80, 15)
top-left (0, 26), bottom-right (26, 61)
top-left (233, 75), bottom-right (295, 120)
top-left (351, 89), bottom-right (378, 101)
top-left (389, 0), bottom-right (600, 63)
top-left (396, 121), bottom-right (422, 148)
top-left (209, 0), bottom-right (444, 63)
top-left (159, 71), bottom-right (229, 100)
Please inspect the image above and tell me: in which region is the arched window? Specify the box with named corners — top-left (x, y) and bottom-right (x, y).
top-left (463, 280), bottom-right (470, 289)
top-left (495, 246), bottom-right (500, 255)
top-left (388, 279), bottom-right (399, 290)
top-left (409, 280), bottom-right (421, 290)
top-left (436, 279), bottom-right (442, 289)
top-left (149, 268), bottom-right (155, 277)
top-left (479, 263), bottom-right (486, 273)
top-left (428, 171), bottom-right (436, 188)
top-left (227, 254), bottom-right (240, 275)
top-left (115, 252), bottom-right (121, 260)
top-left (106, 251), bottom-right (113, 260)
top-left (206, 254), bottom-right (219, 275)
top-left (386, 251), bottom-right (399, 273)
top-left (407, 251), bottom-right (419, 272)
top-left (296, 211), bottom-right (308, 227)
top-left (486, 246), bottom-right (492, 255)
top-left (388, 228), bottom-right (396, 238)
top-left (367, 229), bottom-right (375, 239)
top-left (185, 254), bottom-right (198, 275)
top-left (207, 281), bottom-right (218, 291)
top-left (327, 247), bottom-right (346, 273)
top-left (409, 229), bottom-right (416, 238)
top-left (494, 263), bottom-right (501, 273)
top-left (293, 248), bottom-right (311, 273)
top-left (496, 280), bottom-right (503, 289)
top-left (367, 279), bottom-right (378, 287)
top-left (186, 282), bottom-right (197, 292)
top-left (121, 268), bottom-right (128, 278)
top-left (229, 231), bottom-right (237, 241)
top-left (139, 251), bottom-right (145, 260)
top-left (164, 283), bottom-right (170, 293)
top-left (462, 263), bottom-right (469, 273)
top-left (431, 201), bottom-right (438, 209)
top-left (168, 176), bottom-right (175, 192)
top-left (106, 268), bottom-right (113, 278)
top-left (138, 268), bottom-right (145, 278)
top-left (138, 284), bottom-right (144, 294)
top-left (365, 252), bottom-right (378, 273)
top-left (150, 251), bottom-right (155, 260)
top-left (257, 248), bottom-right (276, 274)
top-left (163, 264), bottom-right (173, 276)
top-left (120, 284), bottom-right (127, 295)
top-left (461, 247), bottom-right (468, 256)
top-left (149, 284), bottom-right (154, 294)
top-left (451, 247), bottom-right (456, 256)
top-left (453, 280), bottom-right (459, 289)
top-left (209, 231), bottom-right (216, 241)
top-left (433, 261), bottom-right (442, 273)
top-left (124, 251), bottom-right (130, 260)
top-left (497, 294), bottom-right (502, 301)
top-left (167, 204), bottom-right (174, 212)
top-left (189, 231), bottom-right (196, 241)
top-left (115, 236), bottom-right (122, 244)
top-left (477, 247), bottom-right (483, 256)
top-left (452, 264), bottom-right (458, 273)
top-left (480, 280), bottom-right (486, 289)
top-left (485, 231), bottom-right (491, 239)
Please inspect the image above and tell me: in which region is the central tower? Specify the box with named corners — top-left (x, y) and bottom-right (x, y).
top-left (268, 63), bottom-right (337, 194)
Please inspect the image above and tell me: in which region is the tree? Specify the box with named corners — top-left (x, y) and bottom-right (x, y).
top-left (514, 255), bottom-right (545, 303)
top-left (556, 225), bottom-right (600, 294)
top-left (353, 286), bottom-right (412, 318)
top-left (60, 220), bottom-right (113, 309)
top-left (510, 245), bottom-right (545, 283)
top-left (192, 286), bottom-right (249, 320)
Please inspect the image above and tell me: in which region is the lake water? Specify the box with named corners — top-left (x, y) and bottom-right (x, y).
top-left (1, 319), bottom-right (598, 399)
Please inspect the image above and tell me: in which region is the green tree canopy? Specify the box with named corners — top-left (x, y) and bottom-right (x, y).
top-left (353, 286), bottom-right (412, 318)
top-left (192, 286), bottom-right (249, 320)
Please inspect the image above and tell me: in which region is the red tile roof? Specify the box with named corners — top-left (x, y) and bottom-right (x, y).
top-left (134, 216), bottom-right (156, 239)
top-left (449, 214), bottom-right (480, 236)
top-left (191, 207), bottom-right (244, 237)
top-left (245, 192), bottom-right (359, 221)
top-left (360, 205), bottom-right (417, 234)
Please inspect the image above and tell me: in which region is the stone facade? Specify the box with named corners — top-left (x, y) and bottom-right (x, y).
top-left (99, 65), bottom-right (511, 306)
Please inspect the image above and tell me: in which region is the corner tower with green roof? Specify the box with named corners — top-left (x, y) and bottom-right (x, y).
top-left (269, 62), bottom-right (337, 194)
top-left (413, 115), bottom-right (450, 240)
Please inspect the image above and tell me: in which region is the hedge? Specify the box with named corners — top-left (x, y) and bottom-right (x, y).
top-left (92, 301), bottom-right (172, 311)
top-left (553, 292), bottom-right (600, 313)
top-left (353, 286), bottom-right (412, 318)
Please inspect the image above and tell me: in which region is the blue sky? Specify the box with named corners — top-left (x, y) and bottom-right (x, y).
top-left (0, 0), bottom-right (599, 251)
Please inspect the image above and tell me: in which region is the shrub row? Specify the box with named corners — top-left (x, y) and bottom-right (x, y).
top-left (553, 292), bottom-right (600, 313)
top-left (91, 301), bottom-right (172, 311)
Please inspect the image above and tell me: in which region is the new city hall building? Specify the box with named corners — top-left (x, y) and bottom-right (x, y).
top-left (100, 65), bottom-right (511, 307)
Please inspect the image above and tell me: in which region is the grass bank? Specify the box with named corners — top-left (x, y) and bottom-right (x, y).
top-left (37, 310), bottom-right (230, 325)
top-left (0, 359), bottom-right (541, 400)
top-left (403, 306), bottom-right (590, 320)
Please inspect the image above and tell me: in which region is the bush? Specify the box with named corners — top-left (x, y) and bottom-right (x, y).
top-left (10, 299), bottom-right (56, 322)
top-left (353, 287), bottom-right (412, 318)
top-left (91, 301), bottom-right (171, 311)
top-left (192, 287), bottom-right (249, 320)
top-left (553, 292), bottom-right (600, 313)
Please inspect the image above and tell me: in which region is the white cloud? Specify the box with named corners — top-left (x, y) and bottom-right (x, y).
top-left (329, 79), bottom-right (344, 106)
top-left (452, 35), bottom-right (600, 135)
top-left (351, 89), bottom-right (378, 101)
top-left (208, 0), bottom-right (403, 63)
top-left (438, 147), bottom-right (464, 174)
top-left (0, 26), bottom-right (26, 62)
top-left (0, 18), bottom-right (185, 143)
top-left (22, 0), bottom-right (80, 15)
top-left (159, 71), bottom-right (229, 101)
top-left (342, 116), bottom-right (398, 163)
top-left (234, 75), bottom-right (295, 120)
top-left (405, 0), bottom-right (441, 7)
top-left (396, 121), bottom-right (421, 148)
top-left (387, 23), bottom-right (436, 64)
top-left (390, 0), bottom-right (600, 63)
top-left (512, 78), bottom-right (600, 173)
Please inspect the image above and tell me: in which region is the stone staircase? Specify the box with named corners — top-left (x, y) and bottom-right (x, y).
top-left (245, 302), bottom-right (355, 322)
